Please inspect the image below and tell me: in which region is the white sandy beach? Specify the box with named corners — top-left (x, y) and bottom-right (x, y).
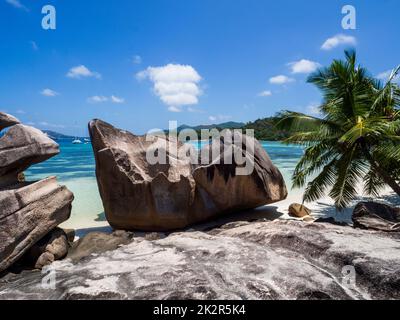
top-left (61, 184), bottom-right (399, 238)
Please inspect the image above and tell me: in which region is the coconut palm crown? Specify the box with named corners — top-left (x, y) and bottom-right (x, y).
top-left (276, 50), bottom-right (400, 209)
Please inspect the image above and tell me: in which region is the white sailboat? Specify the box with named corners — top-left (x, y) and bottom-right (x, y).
top-left (72, 137), bottom-right (82, 144)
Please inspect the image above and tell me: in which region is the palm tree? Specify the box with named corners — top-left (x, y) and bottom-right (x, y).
top-left (276, 50), bottom-right (400, 209)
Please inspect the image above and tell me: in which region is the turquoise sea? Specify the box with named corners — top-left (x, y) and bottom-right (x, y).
top-left (25, 140), bottom-right (304, 228)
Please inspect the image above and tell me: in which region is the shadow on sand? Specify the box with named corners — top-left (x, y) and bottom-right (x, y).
top-left (74, 192), bottom-right (399, 238)
top-left (74, 205), bottom-right (283, 238)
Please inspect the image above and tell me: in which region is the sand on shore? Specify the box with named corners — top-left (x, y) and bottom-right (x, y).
top-left (61, 185), bottom-right (399, 238)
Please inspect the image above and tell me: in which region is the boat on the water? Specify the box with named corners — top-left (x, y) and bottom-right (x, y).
top-left (72, 139), bottom-right (83, 144)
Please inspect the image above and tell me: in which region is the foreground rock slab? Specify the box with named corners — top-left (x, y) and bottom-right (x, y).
top-left (1, 220), bottom-right (399, 300)
top-left (89, 119), bottom-right (287, 231)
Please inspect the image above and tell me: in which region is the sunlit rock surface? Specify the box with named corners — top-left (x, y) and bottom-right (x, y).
top-left (1, 220), bottom-right (399, 300)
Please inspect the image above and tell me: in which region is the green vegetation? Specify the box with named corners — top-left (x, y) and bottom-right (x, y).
top-left (242, 117), bottom-right (291, 141)
top-left (276, 50), bottom-right (400, 209)
top-left (175, 119), bottom-right (291, 141)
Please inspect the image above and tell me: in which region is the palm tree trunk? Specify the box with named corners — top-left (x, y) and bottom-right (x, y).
top-left (361, 143), bottom-right (400, 196)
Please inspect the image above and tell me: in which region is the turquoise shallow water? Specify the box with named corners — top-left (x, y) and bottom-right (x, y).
top-left (25, 140), bottom-right (304, 228)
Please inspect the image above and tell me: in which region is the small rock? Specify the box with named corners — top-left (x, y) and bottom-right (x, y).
top-left (289, 203), bottom-right (311, 218)
top-left (112, 230), bottom-right (134, 240)
top-left (352, 202), bottom-right (400, 232)
top-left (62, 229), bottom-right (76, 243)
top-left (17, 172), bottom-right (25, 182)
top-left (145, 232), bottom-right (166, 241)
top-left (67, 231), bottom-right (133, 263)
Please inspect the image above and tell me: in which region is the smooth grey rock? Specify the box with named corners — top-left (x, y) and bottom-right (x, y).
top-left (0, 124), bottom-right (59, 186)
top-left (1, 220), bottom-right (399, 300)
top-left (0, 112), bottom-right (19, 131)
top-left (0, 177), bottom-right (74, 272)
top-left (67, 230), bottom-right (134, 263)
top-left (89, 119), bottom-right (287, 231)
top-left (353, 202), bottom-right (400, 232)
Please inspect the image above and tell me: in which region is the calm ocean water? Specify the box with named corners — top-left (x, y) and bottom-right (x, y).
top-left (25, 140), bottom-right (303, 228)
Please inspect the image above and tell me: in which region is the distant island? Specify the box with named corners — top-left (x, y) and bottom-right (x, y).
top-left (42, 117), bottom-right (290, 142)
top-left (175, 117), bottom-right (290, 141)
top-left (42, 130), bottom-right (89, 141)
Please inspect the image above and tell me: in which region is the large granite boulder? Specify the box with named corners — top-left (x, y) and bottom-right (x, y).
top-left (89, 119), bottom-right (287, 231)
top-left (0, 113), bottom-right (74, 272)
top-left (0, 124), bottom-right (59, 186)
top-left (0, 112), bottom-right (20, 131)
top-left (353, 202), bottom-right (400, 232)
top-left (1, 220), bottom-right (399, 300)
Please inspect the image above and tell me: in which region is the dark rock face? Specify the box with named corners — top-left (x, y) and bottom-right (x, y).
top-left (88, 119), bottom-right (287, 231)
top-left (0, 113), bottom-right (74, 272)
top-left (21, 228), bottom-right (70, 269)
top-left (0, 220), bottom-right (399, 300)
top-left (353, 202), bottom-right (400, 232)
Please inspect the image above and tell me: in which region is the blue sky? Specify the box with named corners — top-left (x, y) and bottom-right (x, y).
top-left (1, 0), bottom-right (399, 135)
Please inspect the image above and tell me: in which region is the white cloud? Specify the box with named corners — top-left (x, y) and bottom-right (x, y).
top-left (288, 59), bottom-right (320, 74)
top-left (137, 64), bottom-right (202, 111)
top-left (208, 115), bottom-right (232, 122)
top-left (307, 103), bottom-right (321, 116)
top-left (6, 0), bottom-right (28, 11)
top-left (87, 96), bottom-right (108, 103)
top-left (376, 70), bottom-right (400, 82)
top-left (67, 65), bottom-right (101, 79)
top-left (15, 109), bottom-right (25, 114)
top-left (168, 106), bottom-right (182, 112)
top-left (321, 34), bottom-right (356, 50)
top-left (110, 95), bottom-right (125, 104)
top-left (133, 55), bottom-right (142, 64)
top-left (258, 90), bottom-right (272, 97)
top-left (41, 88), bottom-right (59, 97)
top-left (30, 41), bottom-right (38, 51)
top-left (269, 75), bottom-right (295, 85)
top-left (87, 95), bottom-right (126, 104)
top-left (187, 106), bottom-right (203, 113)
top-left (38, 121), bottom-right (65, 129)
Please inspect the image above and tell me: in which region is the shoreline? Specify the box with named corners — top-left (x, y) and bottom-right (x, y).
top-left (61, 186), bottom-right (399, 237)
